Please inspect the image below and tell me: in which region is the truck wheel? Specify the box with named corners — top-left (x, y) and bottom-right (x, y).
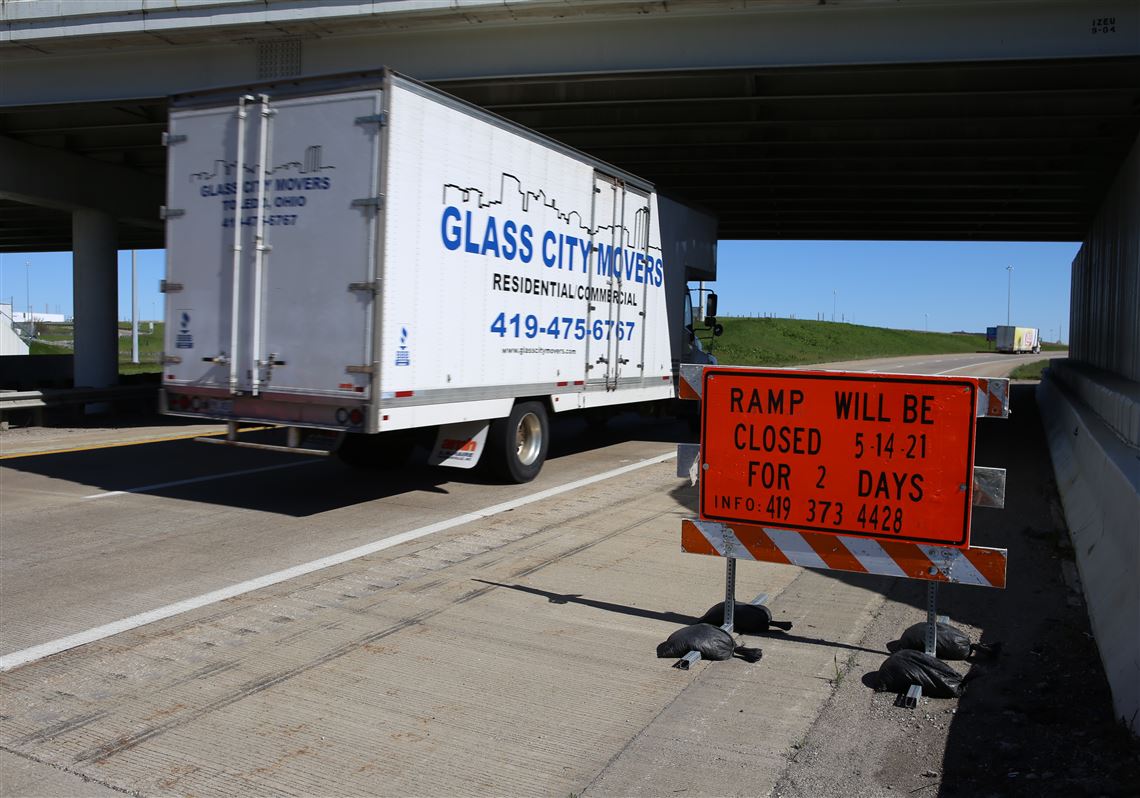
top-left (335, 431), bottom-right (416, 469)
top-left (488, 401), bottom-right (549, 483)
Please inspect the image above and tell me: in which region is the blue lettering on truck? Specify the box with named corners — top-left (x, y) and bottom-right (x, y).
top-left (439, 204), bottom-right (662, 287)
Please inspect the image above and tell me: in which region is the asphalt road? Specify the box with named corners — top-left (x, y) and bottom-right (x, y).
top-left (0, 350), bottom-right (1079, 797)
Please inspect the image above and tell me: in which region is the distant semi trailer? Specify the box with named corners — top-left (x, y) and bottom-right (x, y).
top-left (995, 326), bottom-right (1041, 354)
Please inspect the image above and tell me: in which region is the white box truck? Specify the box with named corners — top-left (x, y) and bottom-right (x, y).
top-left (995, 326), bottom-right (1041, 354)
top-left (161, 70), bottom-right (719, 481)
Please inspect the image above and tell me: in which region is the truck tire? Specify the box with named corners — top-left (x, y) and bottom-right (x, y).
top-left (487, 401), bottom-right (549, 483)
top-left (335, 431), bottom-right (416, 469)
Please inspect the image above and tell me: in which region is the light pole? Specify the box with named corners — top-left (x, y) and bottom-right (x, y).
top-left (25, 260), bottom-right (30, 320)
top-left (924, 313), bottom-right (928, 332)
top-left (832, 289), bottom-right (837, 322)
top-left (1006, 265), bottom-right (1013, 325)
top-left (131, 250), bottom-right (139, 364)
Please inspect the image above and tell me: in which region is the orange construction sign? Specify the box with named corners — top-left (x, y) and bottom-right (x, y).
top-left (699, 368), bottom-right (978, 548)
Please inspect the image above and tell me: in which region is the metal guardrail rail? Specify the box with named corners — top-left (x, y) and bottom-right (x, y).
top-left (0, 385), bottom-right (157, 425)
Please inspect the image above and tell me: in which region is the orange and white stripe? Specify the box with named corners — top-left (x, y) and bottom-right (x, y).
top-left (974, 377), bottom-right (1010, 418)
top-left (681, 519), bottom-right (1007, 588)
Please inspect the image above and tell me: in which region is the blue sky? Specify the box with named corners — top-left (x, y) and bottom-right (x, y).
top-left (715, 240), bottom-right (1077, 341)
top-left (1, 239), bottom-right (1078, 342)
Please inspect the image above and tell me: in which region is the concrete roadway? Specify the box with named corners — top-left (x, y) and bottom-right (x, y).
top-left (0, 351), bottom-right (1060, 797)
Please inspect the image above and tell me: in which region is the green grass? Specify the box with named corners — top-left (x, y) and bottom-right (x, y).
top-left (28, 340), bottom-right (69, 355)
top-left (708, 317), bottom-right (1002, 367)
top-left (25, 321), bottom-right (166, 375)
top-left (1009, 359), bottom-right (1052, 380)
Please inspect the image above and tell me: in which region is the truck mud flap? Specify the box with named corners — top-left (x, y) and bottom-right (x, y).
top-left (429, 421), bottom-right (489, 468)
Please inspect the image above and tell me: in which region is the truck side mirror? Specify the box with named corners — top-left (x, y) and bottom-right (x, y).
top-left (703, 293), bottom-right (718, 328)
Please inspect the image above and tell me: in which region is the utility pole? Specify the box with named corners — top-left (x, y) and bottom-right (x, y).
top-left (832, 289), bottom-right (837, 322)
top-left (131, 250), bottom-right (140, 363)
top-left (1006, 265), bottom-right (1013, 325)
top-left (924, 312), bottom-right (928, 332)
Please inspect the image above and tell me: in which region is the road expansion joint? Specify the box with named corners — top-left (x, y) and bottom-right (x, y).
top-left (0, 746), bottom-right (138, 797)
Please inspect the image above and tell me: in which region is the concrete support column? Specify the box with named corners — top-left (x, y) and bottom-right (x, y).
top-left (72, 209), bottom-right (119, 388)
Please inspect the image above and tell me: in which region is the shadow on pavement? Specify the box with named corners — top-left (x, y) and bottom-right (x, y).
top-left (0, 412), bottom-right (696, 517)
top-left (474, 578), bottom-right (889, 656)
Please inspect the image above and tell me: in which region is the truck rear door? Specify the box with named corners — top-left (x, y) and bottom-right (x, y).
top-left (589, 174), bottom-right (651, 390)
top-left (164, 89), bottom-right (383, 400)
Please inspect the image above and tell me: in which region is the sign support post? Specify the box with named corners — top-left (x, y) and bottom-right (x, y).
top-left (723, 557), bottom-right (737, 632)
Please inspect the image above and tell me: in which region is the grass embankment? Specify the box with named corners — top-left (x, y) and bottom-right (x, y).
top-left (27, 322), bottom-right (165, 375)
top-left (1009, 360), bottom-right (1053, 380)
top-left (708, 317), bottom-right (1065, 367)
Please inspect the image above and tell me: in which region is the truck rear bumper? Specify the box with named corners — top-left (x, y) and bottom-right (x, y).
top-left (161, 387), bottom-right (367, 433)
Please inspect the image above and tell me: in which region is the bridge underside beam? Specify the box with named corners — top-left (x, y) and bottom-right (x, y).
top-left (1, 56), bottom-right (1137, 250)
top-left (0, 132), bottom-right (164, 252)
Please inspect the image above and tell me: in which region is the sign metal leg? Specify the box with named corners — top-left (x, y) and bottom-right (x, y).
top-left (675, 558), bottom-right (747, 670)
top-left (924, 581), bottom-right (938, 656)
top-left (722, 557), bottom-right (737, 633)
top-left (904, 581), bottom-right (939, 708)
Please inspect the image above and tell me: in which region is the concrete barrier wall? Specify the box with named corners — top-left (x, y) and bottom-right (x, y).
top-left (1046, 129), bottom-right (1140, 734)
top-left (1038, 374), bottom-right (1140, 733)
top-left (1049, 359), bottom-right (1140, 450)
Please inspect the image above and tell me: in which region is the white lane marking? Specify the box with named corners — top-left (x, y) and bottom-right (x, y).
top-left (83, 460), bottom-right (316, 499)
top-left (2, 451), bottom-right (677, 671)
top-left (937, 358), bottom-right (1020, 374)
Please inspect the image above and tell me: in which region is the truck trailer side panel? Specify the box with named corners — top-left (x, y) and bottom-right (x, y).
top-left (376, 78), bottom-right (672, 429)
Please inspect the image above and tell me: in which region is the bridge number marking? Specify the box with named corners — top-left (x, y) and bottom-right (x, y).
top-left (699, 368), bottom-right (978, 548)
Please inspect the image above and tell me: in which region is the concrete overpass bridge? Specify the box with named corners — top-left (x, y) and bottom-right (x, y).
top-left (1, 0), bottom-right (1138, 730)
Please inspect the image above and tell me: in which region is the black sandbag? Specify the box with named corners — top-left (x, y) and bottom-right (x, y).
top-left (876, 650), bottom-right (965, 698)
top-left (895, 621), bottom-right (1001, 661)
top-left (698, 601), bottom-right (794, 634)
top-left (656, 623), bottom-right (763, 663)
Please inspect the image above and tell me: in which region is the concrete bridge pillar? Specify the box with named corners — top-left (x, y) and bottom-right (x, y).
top-left (72, 209), bottom-right (118, 389)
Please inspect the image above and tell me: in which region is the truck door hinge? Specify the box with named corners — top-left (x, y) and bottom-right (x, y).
top-left (354, 113), bottom-right (388, 126)
top-left (160, 206), bottom-right (185, 220)
top-left (346, 364), bottom-right (374, 374)
top-left (348, 281), bottom-right (380, 295)
top-left (160, 280), bottom-right (184, 293)
top-left (162, 133), bottom-right (187, 146)
top-left (351, 196), bottom-right (385, 210)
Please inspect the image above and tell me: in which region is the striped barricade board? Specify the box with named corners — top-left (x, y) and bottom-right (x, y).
top-left (681, 519), bottom-right (1007, 588)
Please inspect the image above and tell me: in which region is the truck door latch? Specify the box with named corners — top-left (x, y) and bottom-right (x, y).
top-left (351, 196), bottom-right (385, 210)
top-left (348, 281), bottom-right (380, 295)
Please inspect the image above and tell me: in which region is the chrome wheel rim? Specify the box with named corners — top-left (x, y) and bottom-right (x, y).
top-left (515, 412), bottom-right (542, 466)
